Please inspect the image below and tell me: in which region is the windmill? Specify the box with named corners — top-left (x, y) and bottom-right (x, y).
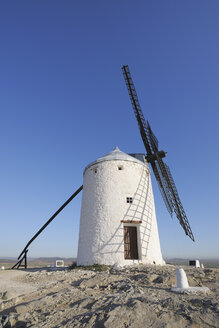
top-left (122, 65), bottom-right (194, 242)
top-left (12, 65), bottom-right (194, 269)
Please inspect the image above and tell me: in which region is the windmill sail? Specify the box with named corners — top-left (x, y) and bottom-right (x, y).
top-left (122, 65), bottom-right (194, 241)
top-left (147, 122), bottom-right (159, 151)
top-left (151, 161), bottom-right (173, 216)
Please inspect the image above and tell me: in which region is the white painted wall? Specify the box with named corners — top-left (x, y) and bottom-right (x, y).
top-left (77, 148), bottom-right (165, 266)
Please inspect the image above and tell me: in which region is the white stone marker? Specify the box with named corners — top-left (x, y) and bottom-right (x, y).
top-left (171, 268), bottom-right (210, 294)
top-left (54, 260), bottom-right (64, 268)
top-left (176, 268), bottom-right (189, 288)
top-left (195, 260), bottom-right (200, 268)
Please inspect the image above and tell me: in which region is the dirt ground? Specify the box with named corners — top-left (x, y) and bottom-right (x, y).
top-left (0, 265), bottom-right (218, 327)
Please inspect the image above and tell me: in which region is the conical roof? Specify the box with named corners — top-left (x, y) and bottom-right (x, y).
top-left (85, 146), bottom-right (146, 172)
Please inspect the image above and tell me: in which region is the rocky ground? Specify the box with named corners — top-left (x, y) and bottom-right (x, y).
top-left (0, 264), bottom-right (218, 327)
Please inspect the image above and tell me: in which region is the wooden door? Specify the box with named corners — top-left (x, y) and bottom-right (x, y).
top-left (124, 226), bottom-right (138, 259)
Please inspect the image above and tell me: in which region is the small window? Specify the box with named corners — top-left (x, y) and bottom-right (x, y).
top-left (93, 168), bottom-right (97, 173)
top-left (118, 165), bottom-right (123, 170)
top-left (126, 197), bottom-right (133, 203)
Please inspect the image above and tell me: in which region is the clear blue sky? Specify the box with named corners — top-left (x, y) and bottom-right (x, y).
top-left (0, 1), bottom-right (218, 260)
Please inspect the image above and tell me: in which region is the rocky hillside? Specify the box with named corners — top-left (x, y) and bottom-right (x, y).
top-left (0, 264), bottom-right (218, 327)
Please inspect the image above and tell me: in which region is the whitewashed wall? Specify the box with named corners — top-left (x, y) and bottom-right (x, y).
top-left (77, 149), bottom-right (165, 266)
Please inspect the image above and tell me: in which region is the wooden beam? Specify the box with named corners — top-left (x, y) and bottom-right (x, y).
top-left (121, 220), bottom-right (142, 224)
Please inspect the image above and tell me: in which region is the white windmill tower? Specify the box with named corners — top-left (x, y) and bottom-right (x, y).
top-left (77, 65), bottom-right (194, 267)
top-left (77, 147), bottom-right (164, 266)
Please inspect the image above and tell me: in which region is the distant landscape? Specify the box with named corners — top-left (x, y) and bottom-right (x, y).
top-left (0, 257), bottom-right (76, 269)
top-left (165, 258), bottom-right (219, 268)
top-left (0, 257), bottom-right (219, 269)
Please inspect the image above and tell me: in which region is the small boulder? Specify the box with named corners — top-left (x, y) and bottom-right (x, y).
top-left (15, 305), bottom-right (29, 314)
top-left (1, 291), bottom-right (14, 301)
top-left (153, 276), bottom-right (164, 284)
top-left (0, 316), bottom-right (11, 328)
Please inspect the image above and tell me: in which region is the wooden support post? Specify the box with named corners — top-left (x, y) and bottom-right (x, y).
top-left (24, 250), bottom-right (28, 269)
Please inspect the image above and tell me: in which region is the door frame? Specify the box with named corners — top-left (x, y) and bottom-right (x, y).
top-left (123, 224), bottom-right (141, 260)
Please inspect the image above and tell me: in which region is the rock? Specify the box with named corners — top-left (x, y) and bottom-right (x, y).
top-left (157, 304), bottom-right (162, 311)
top-left (112, 263), bottom-right (122, 270)
top-left (153, 276), bottom-right (164, 284)
top-left (8, 318), bottom-right (16, 327)
top-left (131, 273), bottom-right (146, 281)
top-left (190, 298), bottom-right (202, 306)
top-left (15, 305), bottom-right (29, 314)
top-left (0, 292), bottom-right (5, 300)
top-left (148, 274), bottom-right (159, 282)
top-left (1, 291), bottom-right (14, 300)
top-left (0, 316), bottom-right (11, 328)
